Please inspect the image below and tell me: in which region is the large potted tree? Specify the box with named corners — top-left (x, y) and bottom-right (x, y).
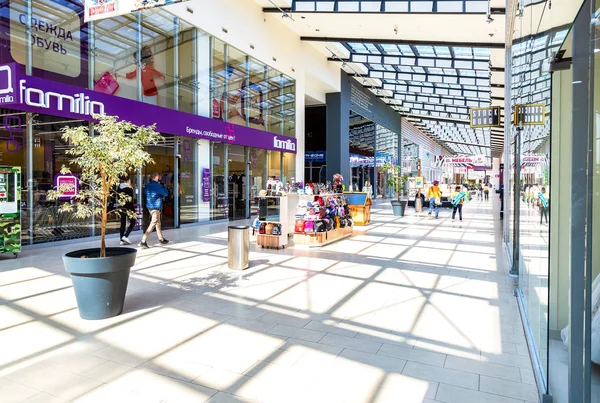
top-left (49, 115), bottom-right (162, 320)
top-left (384, 163), bottom-right (408, 217)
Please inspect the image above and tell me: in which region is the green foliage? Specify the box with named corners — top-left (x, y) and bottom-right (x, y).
top-left (381, 163), bottom-right (408, 199)
top-left (48, 115), bottom-right (163, 257)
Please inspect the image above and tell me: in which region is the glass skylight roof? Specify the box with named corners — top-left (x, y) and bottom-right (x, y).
top-left (335, 40), bottom-right (497, 155)
top-left (292, 0), bottom-right (489, 13)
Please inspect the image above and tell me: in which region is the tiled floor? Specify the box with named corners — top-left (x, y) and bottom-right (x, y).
top-left (0, 197), bottom-right (538, 403)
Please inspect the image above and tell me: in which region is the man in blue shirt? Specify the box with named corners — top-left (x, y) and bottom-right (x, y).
top-left (139, 173), bottom-right (169, 249)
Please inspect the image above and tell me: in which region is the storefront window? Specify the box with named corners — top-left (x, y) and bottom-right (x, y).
top-left (142, 135), bottom-right (175, 229)
top-left (94, 14), bottom-right (140, 102)
top-left (248, 58), bottom-right (268, 131)
top-left (211, 39), bottom-right (227, 121)
top-left (268, 151), bottom-right (281, 179)
top-left (282, 75), bottom-right (296, 138)
top-left (267, 68), bottom-right (283, 135)
top-left (228, 145), bottom-right (246, 220)
top-left (227, 47), bottom-right (247, 126)
top-left (179, 137), bottom-right (197, 225)
top-left (249, 148), bottom-right (266, 217)
top-left (211, 142), bottom-right (227, 220)
top-left (5, 0), bottom-right (87, 86)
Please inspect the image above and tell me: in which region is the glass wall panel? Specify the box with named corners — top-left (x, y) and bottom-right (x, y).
top-left (211, 39), bottom-right (227, 121)
top-left (94, 14), bottom-right (140, 101)
top-left (228, 144), bottom-right (246, 220)
top-left (268, 151), bottom-right (281, 179)
top-left (177, 25), bottom-right (197, 114)
top-left (211, 142), bottom-right (227, 220)
top-left (139, 10), bottom-right (174, 109)
top-left (248, 58), bottom-right (268, 131)
top-left (6, 0), bottom-right (86, 85)
top-left (282, 75), bottom-right (296, 138)
top-left (283, 153), bottom-right (296, 184)
top-left (179, 137), bottom-right (197, 225)
top-left (267, 68), bottom-right (283, 134)
top-left (227, 47), bottom-right (247, 126)
top-left (142, 135), bottom-right (175, 229)
top-left (249, 148), bottom-right (266, 217)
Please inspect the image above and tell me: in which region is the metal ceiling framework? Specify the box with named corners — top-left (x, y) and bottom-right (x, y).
top-left (260, 0), bottom-right (511, 158)
top-left (276, 0), bottom-right (494, 13)
top-left (328, 42), bottom-right (499, 157)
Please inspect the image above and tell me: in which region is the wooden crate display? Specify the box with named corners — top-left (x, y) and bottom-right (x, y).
top-left (257, 234), bottom-right (285, 249)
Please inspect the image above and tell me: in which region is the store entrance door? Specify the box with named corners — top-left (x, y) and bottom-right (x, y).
top-left (228, 145), bottom-right (247, 221)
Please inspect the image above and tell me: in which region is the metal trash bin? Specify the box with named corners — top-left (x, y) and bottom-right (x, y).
top-left (228, 225), bottom-right (250, 270)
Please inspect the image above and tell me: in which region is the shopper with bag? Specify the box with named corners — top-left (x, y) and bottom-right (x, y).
top-left (427, 180), bottom-right (442, 219)
top-left (139, 173), bottom-right (169, 249)
top-left (451, 186), bottom-right (468, 222)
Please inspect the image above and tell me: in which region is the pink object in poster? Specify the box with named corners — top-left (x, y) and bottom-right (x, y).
top-left (212, 98), bottom-right (221, 119)
top-left (94, 72), bottom-right (119, 95)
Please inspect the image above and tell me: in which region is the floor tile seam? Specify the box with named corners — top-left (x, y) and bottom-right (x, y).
top-left (445, 353), bottom-right (525, 371)
top-left (477, 378), bottom-right (538, 403)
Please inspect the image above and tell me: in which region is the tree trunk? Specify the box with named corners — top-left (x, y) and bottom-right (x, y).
top-left (100, 196), bottom-right (107, 258)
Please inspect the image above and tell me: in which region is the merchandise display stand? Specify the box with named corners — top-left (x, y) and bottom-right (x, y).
top-left (255, 196), bottom-right (289, 249)
top-left (293, 193), bottom-right (354, 249)
top-left (345, 192), bottom-right (372, 226)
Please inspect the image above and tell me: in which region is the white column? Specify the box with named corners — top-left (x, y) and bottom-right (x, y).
top-left (295, 70), bottom-right (306, 182)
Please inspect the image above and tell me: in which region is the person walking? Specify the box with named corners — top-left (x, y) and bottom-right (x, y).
top-left (118, 177), bottom-right (136, 245)
top-left (139, 173), bottom-right (169, 249)
top-left (451, 185), bottom-right (468, 222)
top-left (538, 187), bottom-right (549, 225)
top-left (428, 180), bottom-right (442, 219)
top-left (483, 183), bottom-right (490, 201)
top-left (477, 185), bottom-right (483, 201)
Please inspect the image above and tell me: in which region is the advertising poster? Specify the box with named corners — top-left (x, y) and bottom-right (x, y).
top-left (85, 0), bottom-right (193, 22)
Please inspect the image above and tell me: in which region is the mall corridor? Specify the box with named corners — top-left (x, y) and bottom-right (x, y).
top-left (0, 198), bottom-right (538, 403)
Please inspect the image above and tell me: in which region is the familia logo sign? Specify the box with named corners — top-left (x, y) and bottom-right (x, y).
top-left (0, 64), bottom-right (105, 117)
top-left (273, 136), bottom-right (296, 152)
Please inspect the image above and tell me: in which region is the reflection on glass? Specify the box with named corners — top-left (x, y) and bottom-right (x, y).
top-left (211, 142), bottom-right (227, 220)
top-left (179, 137), bottom-right (197, 225)
top-left (94, 14), bottom-right (140, 101)
top-left (142, 135), bottom-right (175, 230)
top-left (228, 145), bottom-right (246, 220)
top-left (227, 47), bottom-right (248, 126)
top-left (282, 75), bottom-right (296, 137)
top-left (248, 58), bottom-right (268, 130)
top-left (267, 68), bottom-right (283, 134)
top-left (249, 148), bottom-right (265, 217)
top-left (211, 39), bottom-right (227, 120)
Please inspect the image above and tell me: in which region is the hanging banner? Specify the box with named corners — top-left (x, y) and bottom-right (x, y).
top-left (85, 0), bottom-right (193, 22)
top-left (444, 155), bottom-right (490, 167)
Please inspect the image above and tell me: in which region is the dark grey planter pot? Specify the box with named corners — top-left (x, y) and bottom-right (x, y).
top-left (391, 199), bottom-right (407, 216)
top-left (63, 247), bottom-right (136, 320)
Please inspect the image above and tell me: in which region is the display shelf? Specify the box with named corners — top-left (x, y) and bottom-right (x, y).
top-left (255, 196), bottom-right (289, 249)
top-left (293, 227), bottom-right (353, 249)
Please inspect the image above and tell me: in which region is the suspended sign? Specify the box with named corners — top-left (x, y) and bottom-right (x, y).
top-left (470, 106), bottom-right (501, 128)
top-left (85, 0), bottom-right (192, 22)
top-left (444, 155), bottom-right (489, 166)
top-left (455, 167), bottom-right (468, 174)
top-left (513, 104), bottom-right (545, 125)
top-left (521, 154), bottom-right (549, 166)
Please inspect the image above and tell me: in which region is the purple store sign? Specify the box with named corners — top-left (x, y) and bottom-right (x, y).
top-left (202, 169), bottom-right (210, 202)
top-left (54, 174), bottom-right (78, 200)
top-left (0, 63), bottom-right (297, 154)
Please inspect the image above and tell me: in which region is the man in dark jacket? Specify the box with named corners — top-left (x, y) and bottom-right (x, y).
top-left (139, 173), bottom-right (169, 249)
top-left (118, 177), bottom-right (136, 245)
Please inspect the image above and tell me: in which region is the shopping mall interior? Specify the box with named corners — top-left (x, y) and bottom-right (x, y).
top-left (0, 0), bottom-right (599, 402)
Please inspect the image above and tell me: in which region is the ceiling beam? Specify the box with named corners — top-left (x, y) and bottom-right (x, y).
top-left (301, 36), bottom-right (505, 48)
